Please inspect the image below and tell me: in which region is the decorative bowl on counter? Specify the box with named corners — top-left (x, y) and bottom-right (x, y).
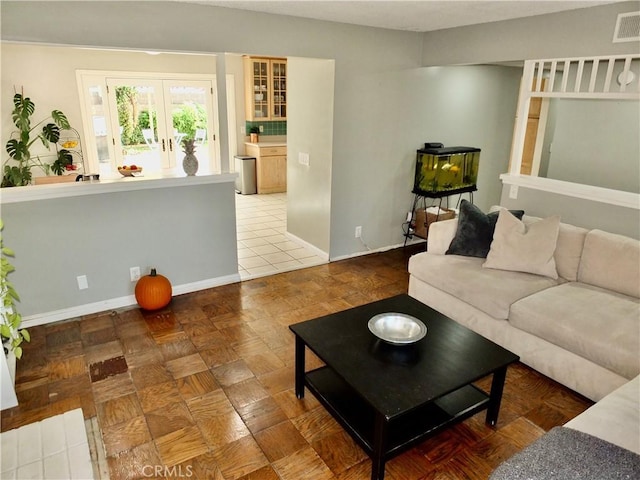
top-left (117, 166), bottom-right (143, 177)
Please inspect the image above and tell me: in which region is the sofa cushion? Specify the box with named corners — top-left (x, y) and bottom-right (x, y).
top-left (408, 252), bottom-right (559, 319)
top-left (483, 210), bottom-right (561, 279)
top-left (510, 282), bottom-right (640, 379)
top-left (554, 223), bottom-right (589, 282)
top-left (446, 200), bottom-right (524, 258)
top-left (578, 229), bottom-right (640, 298)
top-left (522, 216), bottom-right (589, 282)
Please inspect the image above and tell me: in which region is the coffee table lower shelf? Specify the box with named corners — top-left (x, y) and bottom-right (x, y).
top-left (305, 366), bottom-right (489, 461)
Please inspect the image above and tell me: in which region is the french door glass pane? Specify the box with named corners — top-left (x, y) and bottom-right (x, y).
top-left (166, 84), bottom-right (210, 168)
top-left (87, 86), bottom-right (110, 164)
top-left (112, 84), bottom-right (165, 172)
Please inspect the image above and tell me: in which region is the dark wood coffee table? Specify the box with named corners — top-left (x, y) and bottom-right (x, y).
top-left (289, 294), bottom-right (519, 480)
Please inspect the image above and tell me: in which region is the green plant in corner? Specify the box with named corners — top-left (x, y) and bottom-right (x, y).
top-left (0, 220), bottom-right (29, 359)
top-left (2, 90), bottom-right (72, 187)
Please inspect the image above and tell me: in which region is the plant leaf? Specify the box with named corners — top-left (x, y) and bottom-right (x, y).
top-left (52, 149), bottom-right (73, 175)
top-left (51, 110), bottom-right (70, 130)
top-left (6, 139), bottom-right (29, 162)
top-left (7, 285), bottom-right (20, 301)
top-left (12, 94), bottom-right (34, 131)
top-left (21, 329), bottom-right (30, 343)
top-left (41, 123), bottom-right (60, 144)
top-left (14, 346), bottom-right (22, 359)
top-left (0, 324), bottom-right (11, 338)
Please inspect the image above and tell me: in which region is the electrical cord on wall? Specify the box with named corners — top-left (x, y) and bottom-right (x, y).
top-left (359, 233), bottom-right (372, 252)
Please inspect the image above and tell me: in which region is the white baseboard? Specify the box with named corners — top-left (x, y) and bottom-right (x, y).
top-left (284, 231), bottom-right (329, 261)
top-left (330, 240), bottom-right (422, 262)
top-left (22, 273), bottom-right (241, 328)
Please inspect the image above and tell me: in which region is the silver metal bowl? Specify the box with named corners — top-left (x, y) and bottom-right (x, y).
top-left (368, 313), bottom-right (427, 345)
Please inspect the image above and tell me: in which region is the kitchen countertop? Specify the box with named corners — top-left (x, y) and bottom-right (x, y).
top-left (244, 141), bottom-right (287, 147)
top-left (0, 172), bottom-right (237, 204)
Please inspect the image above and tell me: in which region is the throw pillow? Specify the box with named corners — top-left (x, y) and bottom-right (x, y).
top-left (446, 200), bottom-right (524, 258)
top-left (483, 209), bottom-right (561, 279)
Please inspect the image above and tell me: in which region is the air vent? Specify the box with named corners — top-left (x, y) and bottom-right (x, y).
top-left (613, 11), bottom-right (640, 43)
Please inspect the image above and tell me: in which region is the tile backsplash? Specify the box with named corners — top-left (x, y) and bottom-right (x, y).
top-left (245, 121), bottom-right (287, 136)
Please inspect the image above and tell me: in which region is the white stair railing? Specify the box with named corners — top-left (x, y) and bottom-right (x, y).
top-left (509, 54), bottom-right (640, 177)
top-left (528, 54), bottom-right (639, 98)
top-left (504, 54), bottom-right (640, 210)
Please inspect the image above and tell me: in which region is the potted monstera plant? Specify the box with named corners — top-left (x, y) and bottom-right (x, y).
top-left (2, 90), bottom-right (72, 187)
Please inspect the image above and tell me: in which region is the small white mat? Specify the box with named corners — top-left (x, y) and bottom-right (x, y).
top-left (0, 408), bottom-right (95, 479)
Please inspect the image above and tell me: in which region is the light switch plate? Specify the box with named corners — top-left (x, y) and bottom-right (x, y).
top-left (298, 152), bottom-right (310, 166)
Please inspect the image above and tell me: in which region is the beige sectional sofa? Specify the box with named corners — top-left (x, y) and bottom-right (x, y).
top-left (490, 374), bottom-right (640, 478)
top-left (408, 212), bottom-right (640, 402)
top-left (564, 373), bottom-right (639, 455)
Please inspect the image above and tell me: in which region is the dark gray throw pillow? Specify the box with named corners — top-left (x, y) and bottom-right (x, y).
top-left (445, 200), bottom-right (524, 258)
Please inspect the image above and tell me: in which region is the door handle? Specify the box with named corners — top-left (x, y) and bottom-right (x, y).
top-left (169, 138), bottom-right (173, 151)
top-left (162, 139), bottom-right (166, 152)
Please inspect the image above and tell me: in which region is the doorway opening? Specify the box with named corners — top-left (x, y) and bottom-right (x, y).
top-left (235, 193), bottom-right (326, 279)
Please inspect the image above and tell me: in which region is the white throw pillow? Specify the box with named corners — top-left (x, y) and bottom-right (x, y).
top-left (483, 209), bottom-right (561, 279)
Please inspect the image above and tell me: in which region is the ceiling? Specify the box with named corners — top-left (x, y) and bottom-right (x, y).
top-left (183, 0), bottom-right (620, 33)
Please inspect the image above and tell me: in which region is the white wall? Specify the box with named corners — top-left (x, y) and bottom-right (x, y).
top-left (225, 54), bottom-right (247, 157)
top-left (2, 1), bottom-right (635, 261)
top-left (287, 57), bottom-right (335, 255)
top-left (419, 1), bottom-right (640, 239)
top-left (2, 182), bottom-right (239, 319)
top-left (545, 99), bottom-right (640, 193)
top-left (329, 65), bottom-right (522, 256)
top-left (500, 188), bottom-right (640, 239)
top-left (1, 0), bottom-right (424, 260)
top-left (422, 1), bottom-right (640, 66)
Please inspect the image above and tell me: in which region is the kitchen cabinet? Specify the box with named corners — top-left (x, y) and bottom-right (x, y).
top-left (245, 143), bottom-right (287, 194)
top-left (244, 57), bottom-right (287, 121)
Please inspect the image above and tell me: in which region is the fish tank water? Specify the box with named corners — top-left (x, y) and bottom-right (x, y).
top-left (413, 145), bottom-right (480, 196)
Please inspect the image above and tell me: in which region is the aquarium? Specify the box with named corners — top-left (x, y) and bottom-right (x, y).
top-left (413, 145), bottom-right (480, 196)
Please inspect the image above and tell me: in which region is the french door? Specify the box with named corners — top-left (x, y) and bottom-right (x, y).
top-left (77, 72), bottom-right (219, 177)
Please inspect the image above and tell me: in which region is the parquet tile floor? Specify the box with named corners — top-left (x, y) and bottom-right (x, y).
top-left (1, 245), bottom-right (593, 479)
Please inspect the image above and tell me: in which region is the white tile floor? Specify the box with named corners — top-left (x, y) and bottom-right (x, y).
top-left (235, 192), bottom-right (327, 279)
top-left (0, 409), bottom-right (95, 480)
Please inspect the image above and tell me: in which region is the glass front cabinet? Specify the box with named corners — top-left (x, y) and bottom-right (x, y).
top-left (244, 57), bottom-right (287, 121)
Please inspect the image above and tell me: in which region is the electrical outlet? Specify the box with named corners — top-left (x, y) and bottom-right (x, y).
top-left (355, 226), bottom-right (362, 238)
top-left (259, 125), bottom-right (264, 133)
top-left (77, 275), bottom-right (88, 290)
top-left (130, 266), bottom-right (141, 282)
top-left (509, 185), bottom-right (519, 199)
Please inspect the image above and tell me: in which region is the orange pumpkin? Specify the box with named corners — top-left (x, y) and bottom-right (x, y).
top-left (135, 268), bottom-right (172, 310)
